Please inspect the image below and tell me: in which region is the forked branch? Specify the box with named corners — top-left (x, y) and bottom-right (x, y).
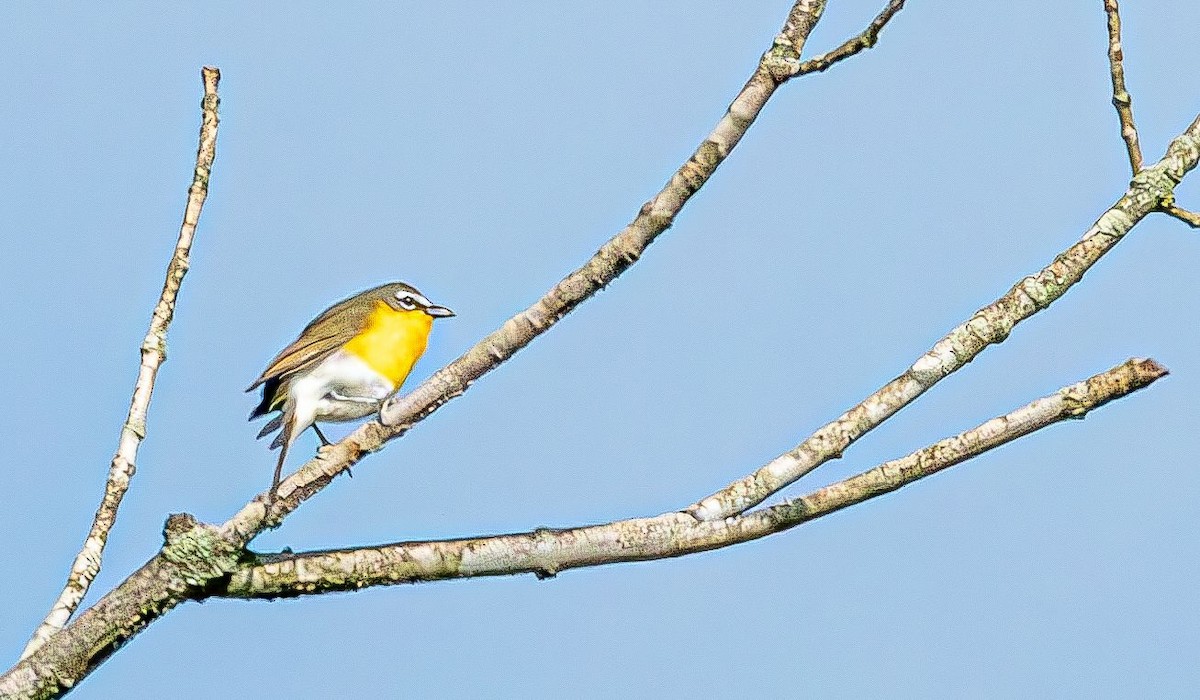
top-left (6, 2), bottom-right (1195, 697)
top-left (686, 113), bottom-right (1200, 521)
top-left (222, 359), bottom-right (1164, 598)
top-left (1102, 0), bottom-right (1199, 227)
top-left (796, 0), bottom-right (905, 75)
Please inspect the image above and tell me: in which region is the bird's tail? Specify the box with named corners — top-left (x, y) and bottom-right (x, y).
top-left (256, 415), bottom-right (284, 446)
top-left (269, 407), bottom-right (298, 506)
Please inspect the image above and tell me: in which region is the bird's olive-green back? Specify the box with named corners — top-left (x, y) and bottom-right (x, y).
top-left (246, 281), bottom-right (419, 390)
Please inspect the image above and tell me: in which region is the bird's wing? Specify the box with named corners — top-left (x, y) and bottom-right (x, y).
top-left (245, 300), bottom-right (375, 391)
top-left (245, 332), bottom-right (345, 391)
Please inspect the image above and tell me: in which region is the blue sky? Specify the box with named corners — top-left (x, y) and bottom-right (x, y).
top-left (2, 2), bottom-right (1199, 697)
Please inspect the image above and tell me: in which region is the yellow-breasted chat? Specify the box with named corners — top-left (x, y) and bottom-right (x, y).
top-left (247, 281), bottom-right (454, 499)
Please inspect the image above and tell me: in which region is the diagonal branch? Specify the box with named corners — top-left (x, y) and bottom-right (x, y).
top-left (796, 0), bottom-right (905, 76)
top-left (221, 359), bottom-right (1166, 598)
top-left (1102, 0), bottom-right (1200, 228)
top-left (218, 0), bottom-right (899, 544)
top-left (19, 66), bottom-right (221, 660)
top-left (687, 113), bottom-right (1200, 521)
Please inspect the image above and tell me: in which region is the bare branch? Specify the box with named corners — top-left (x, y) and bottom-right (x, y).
top-left (796, 0), bottom-right (905, 76)
top-left (222, 359), bottom-right (1166, 598)
top-left (1104, 0), bottom-right (1143, 173)
top-left (218, 0), bottom-right (890, 543)
top-left (1101, 2), bottom-right (1200, 228)
top-left (19, 66), bottom-right (221, 660)
top-left (687, 114), bottom-right (1200, 521)
top-left (0, 358), bottom-right (1165, 699)
top-left (5, 3), bottom-right (1194, 694)
top-left (1162, 202), bottom-right (1200, 227)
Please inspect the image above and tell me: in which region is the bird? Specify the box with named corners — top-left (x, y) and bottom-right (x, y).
top-left (247, 281), bottom-right (454, 502)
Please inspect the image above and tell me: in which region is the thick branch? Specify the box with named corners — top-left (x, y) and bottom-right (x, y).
top-left (5, 354), bottom-right (1162, 700)
top-left (222, 359), bottom-right (1165, 598)
top-left (0, 516), bottom-right (244, 700)
top-left (686, 114), bottom-right (1200, 521)
top-left (19, 67), bottom-right (221, 660)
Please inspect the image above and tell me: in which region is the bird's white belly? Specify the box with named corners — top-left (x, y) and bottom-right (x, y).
top-left (289, 350), bottom-right (395, 424)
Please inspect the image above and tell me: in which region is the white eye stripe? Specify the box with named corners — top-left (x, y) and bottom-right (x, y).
top-left (395, 291), bottom-right (432, 307)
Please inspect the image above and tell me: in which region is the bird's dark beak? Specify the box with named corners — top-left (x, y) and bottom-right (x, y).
top-left (424, 305), bottom-right (455, 318)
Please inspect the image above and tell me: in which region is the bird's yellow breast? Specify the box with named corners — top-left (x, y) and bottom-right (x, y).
top-left (342, 301), bottom-right (433, 388)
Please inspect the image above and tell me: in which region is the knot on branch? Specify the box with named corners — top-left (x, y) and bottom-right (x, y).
top-left (140, 330), bottom-right (167, 357)
top-left (162, 513), bottom-right (243, 586)
top-left (762, 36), bottom-right (802, 82)
top-left (1130, 161), bottom-right (1177, 199)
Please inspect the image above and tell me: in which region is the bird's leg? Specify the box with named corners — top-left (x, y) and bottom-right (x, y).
top-left (310, 423), bottom-right (351, 478)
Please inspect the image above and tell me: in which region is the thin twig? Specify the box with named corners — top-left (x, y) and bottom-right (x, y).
top-left (1162, 202), bottom-right (1200, 227)
top-left (687, 114), bottom-right (1200, 521)
top-left (222, 359), bottom-right (1166, 598)
top-left (19, 67), bottom-right (221, 660)
top-left (796, 0), bottom-right (905, 75)
top-left (1104, 0), bottom-right (1143, 173)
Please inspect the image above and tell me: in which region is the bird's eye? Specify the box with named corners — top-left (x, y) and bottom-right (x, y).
top-left (396, 293), bottom-right (417, 310)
